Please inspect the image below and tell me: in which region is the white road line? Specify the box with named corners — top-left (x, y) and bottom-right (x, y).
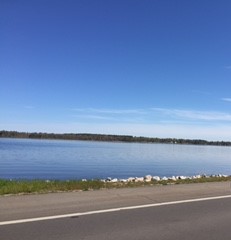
top-left (1, 194), bottom-right (231, 226)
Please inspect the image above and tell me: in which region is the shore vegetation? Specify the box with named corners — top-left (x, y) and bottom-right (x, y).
top-left (1, 176), bottom-right (231, 196)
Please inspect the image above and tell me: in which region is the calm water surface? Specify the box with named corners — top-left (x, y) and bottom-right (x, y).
top-left (0, 138), bottom-right (231, 180)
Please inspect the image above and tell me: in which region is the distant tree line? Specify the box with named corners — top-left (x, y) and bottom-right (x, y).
top-left (0, 130), bottom-right (231, 146)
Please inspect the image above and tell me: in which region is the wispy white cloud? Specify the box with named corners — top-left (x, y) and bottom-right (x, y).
top-left (192, 90), bottom-right (211, 95)
top-left (71, 108), bottom-right (146, 115)
top-left (69, 107), bottom-right (231, 125)
top-left (70, 107), bottom-right (148, 123)
top-left (152, 108), bottom-right (231, 122)
top-left (24, 105), bottom-right (35, 109)
top-left (224, 65), bottom-right (231, 69)
top-left (221, 98), bottom-right (231, 102)
top-left (74, 115), bottom-right (115, 121)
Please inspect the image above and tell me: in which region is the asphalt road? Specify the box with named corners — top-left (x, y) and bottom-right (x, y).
top-left (1, 182), bottom-right (231, 240)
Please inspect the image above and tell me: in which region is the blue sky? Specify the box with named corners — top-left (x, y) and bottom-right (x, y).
top-left (1, 0), bottom-right (231, 140)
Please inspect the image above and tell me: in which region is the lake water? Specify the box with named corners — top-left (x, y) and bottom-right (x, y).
top-left (0, 138), bottom-right (231, 180)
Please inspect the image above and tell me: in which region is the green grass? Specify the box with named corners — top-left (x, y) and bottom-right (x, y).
top-left (0, 179), bottom-right (106, 195)
top-left (0, 176), bottom-right (231, 195)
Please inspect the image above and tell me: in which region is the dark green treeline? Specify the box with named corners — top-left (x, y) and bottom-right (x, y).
top-left (1, 130), bottom-right (231, 146)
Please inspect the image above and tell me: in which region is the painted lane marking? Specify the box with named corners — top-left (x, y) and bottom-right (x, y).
top-left (1, 194), bottom-right (231, 226)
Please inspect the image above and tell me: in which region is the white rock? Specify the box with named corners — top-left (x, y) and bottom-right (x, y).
top-left (127, 177), bottom-right (135, 182)
top-left (222, 174), bottom-right (228, 177)
top-left (195, 175), bottom-right (202, 179)
top-left (169, 176), bottom-right (177, 181)
top-left (153, 176), bottom-right (161, 181)
top-left (111, 178), bottom-right (118, 183)
top-left (179, 176), bottom-right (187, 180)
top-left (161, 177), bottom-right (168, 181)
top-left (135, 177), bottom-right (144, 182)
top-left (106, 177), bottom-right (112, 182)
top-left (119, 179), bottom-right (128, 183)
top-left (145, 175), bottom-right (153, 182)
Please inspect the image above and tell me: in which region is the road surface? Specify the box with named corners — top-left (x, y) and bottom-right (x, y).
top-left (1, 181), bottom-right (231, 239)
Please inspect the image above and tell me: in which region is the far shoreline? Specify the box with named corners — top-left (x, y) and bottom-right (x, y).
top-left (1, 130), bottom-right (231, 147)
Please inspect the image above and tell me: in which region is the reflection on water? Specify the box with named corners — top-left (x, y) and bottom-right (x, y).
top-left (0, 138), bottom-right (231, 180)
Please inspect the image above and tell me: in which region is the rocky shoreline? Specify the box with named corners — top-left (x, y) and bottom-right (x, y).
top-left (1, 174), bottom-right (231, 195)
top-left (94, 174), bottom-right (230, 183)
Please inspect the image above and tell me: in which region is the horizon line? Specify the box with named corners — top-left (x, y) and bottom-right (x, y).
top-left (1, 129), bottom-right (231, 144)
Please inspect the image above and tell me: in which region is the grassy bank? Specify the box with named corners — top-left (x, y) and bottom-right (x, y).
top-left (1, 176), bottom-right (231, 195)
